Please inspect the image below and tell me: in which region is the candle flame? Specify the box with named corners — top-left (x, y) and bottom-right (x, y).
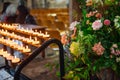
top-left (26, 46), bottom-right (28, 49)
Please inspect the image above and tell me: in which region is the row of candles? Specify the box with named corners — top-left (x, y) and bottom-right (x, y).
top-left (0, 29), bottom-right (40, 45)
top-left (17, 27), bottom-right (50, 38)
top-left (0, 23), bottom-right (18, 29)
top-left (0, 49), bottom-right (20, 63)
top-left (0, 23), bottom-right (50, 38)
top-left (0, 37), bottom-right (31, 53)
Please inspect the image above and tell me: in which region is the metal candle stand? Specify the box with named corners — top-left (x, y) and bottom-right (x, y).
top-left (11, 38), bottom-right (65, 80)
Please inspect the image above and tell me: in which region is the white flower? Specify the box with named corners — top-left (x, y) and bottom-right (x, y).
top-left (112, 44), bottom-right (118, 48)
top-left (69, 21), bottom-right (79, 31)
top-left (114, 16), bottom-right (120, 28)
top-left (92, 20), bottom-right (103, 30)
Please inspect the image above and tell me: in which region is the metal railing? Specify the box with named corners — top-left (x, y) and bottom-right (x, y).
top-left (14, 38), bottom-right (65, 80)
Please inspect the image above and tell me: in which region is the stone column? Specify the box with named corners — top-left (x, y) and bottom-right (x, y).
top-left (27, 0), bottom-right (32, 9)
top-left (69, 0), bottom-right (72, 23)
top-left (71, 0), bottom-right (82, 21)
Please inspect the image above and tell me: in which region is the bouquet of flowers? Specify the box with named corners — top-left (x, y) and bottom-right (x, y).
top-left (62, 0), bottom-right (120, 80)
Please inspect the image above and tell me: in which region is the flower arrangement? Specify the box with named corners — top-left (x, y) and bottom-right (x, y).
top-left (62, 0), bottom-right (120, 80)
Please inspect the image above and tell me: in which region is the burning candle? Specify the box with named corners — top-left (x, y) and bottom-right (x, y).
top-left (0, 49), bottom-right (4, 55)
top-left (6, 55), bottom-right (14, 60)
top-left (38, 31), bottom-right (44, 36)
top-left (3, 51), bottom-right (9, 57)
top-left (27, 37), bottom-right (32, 43)
top-left (30, 29), bottom-right (33, 33)
top-left (4, 53), bottom-right (10, 58)
top-left (5, 30), bottom-right (7, 33)
top-left (12, 56), bottom-right (20, 63)
top-left (23, 46), bottom-right (31, 52)
top-left (19, 44), bottom-right (24, 51)
top-left (30, 36), bottom-right (32, 40)
top-left (43, 32), bottom-right (50, 38)
top-left (8, 38), bottom-right (10, 40)
top-left (26, 46), bottom-right (28, 49)
top-left (34, 37), bottom-right (37, 41)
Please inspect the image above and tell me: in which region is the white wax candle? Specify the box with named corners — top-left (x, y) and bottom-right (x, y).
top-left (5, 30), bottom-right (7, 32)
top-left (12, 56), bottom-right (20, 63)
top-left (38, 31), bottom-right (44, 36)
top-left (6, 55), bottom-right (14, 60)
top-left (26, 46), bottom-right (28, 49)
top-left (45, 32), bottom-right (48, 35)
top-left (43, 32), bottom-right (50, 38)
top-left (34, 37), bottom-right (37, 41)
top-left (7, 38), bottom-right (10, 40)
top-left (29, 36), bottom-right (32, 40)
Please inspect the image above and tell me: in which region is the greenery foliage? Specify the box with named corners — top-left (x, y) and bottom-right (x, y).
top-left (62, 0), bottom-right (120, 80)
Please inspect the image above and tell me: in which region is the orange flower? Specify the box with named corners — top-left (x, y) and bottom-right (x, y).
top-left (86, 0), bottom-right (93, 6)
top-left (86, 11), bottom-right (96, 18)
top-left (61, 34), bottom-right (68, 45)
top-left (89, 12), bottom-right (94, 16)
top-left (86, 2), bottom-right (93, 6)
top-left (92, 42), bottom-right (105, 56)
top-left (86, 14), bottom-right (91, 18)
top-left (95, 13), bottom-right (102, 18)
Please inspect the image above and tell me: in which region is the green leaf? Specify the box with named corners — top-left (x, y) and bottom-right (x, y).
top-left (74, 68), bottom-right (83, 72)
top-left (73, 76), bottom-right (80, 80)
top-left (64, 71), bottom-right (74, 79)
top-left (93, 66), bottom-right (97, 72)
top-left (56, 72), bottom-right (60, 77)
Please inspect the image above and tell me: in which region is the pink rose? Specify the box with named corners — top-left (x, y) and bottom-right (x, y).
top-left (104, 19), bottom-right (111, 26)
top-left (69, 21), bottom-right (79, 31)
top-left (92, 42), bottom-right (105, 56)
top-left (111, 48), bottom-right (120, 56)
top-left (92, 20), bottom-right (103, 30)
top-left (110, 44), bottom-right (120, 56)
